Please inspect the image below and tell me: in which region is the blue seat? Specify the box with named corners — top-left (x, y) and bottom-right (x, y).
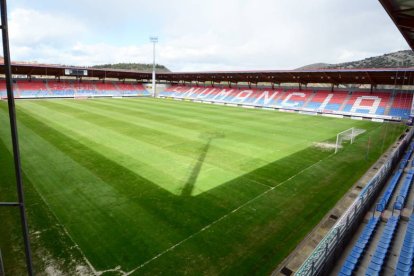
top-left (396, 214), bottom-right (414, 275)
top-left (376, 246), bottom-right (388, 254)
top-left (396, 267), bottom-right (411, 275)
top-left (339, 266), bottom-right (353, 276)
top-left (394, 173), bottom-right (414, 210)
top-left (373, 251), bottom-right (386, 260)
top-left (398, 255), bottom-right (412, 265)
top-left (376, 169), bottom-right (404, 212)
top-left (350, 250), bottom-right (361, 258)
top-left (339, 217), bottom-right (380, 275)
top-left (343, 260), bottom-right (356, 270)
top-left (366, 262), bottom-right (381, 274)
top-left (366, 216), bottom-right (400, 275)
top-left (371, 256), bottom-right (384, 265)
top-left (352, 246), bottom-right (364, 255)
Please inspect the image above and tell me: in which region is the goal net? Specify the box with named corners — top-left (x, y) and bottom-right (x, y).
top-left (335, 127), bottom-right (360, 154)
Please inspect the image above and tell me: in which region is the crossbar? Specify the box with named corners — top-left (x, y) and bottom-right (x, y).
top-left (335, 127), bottom-right (355, 154)
top-left (0, 202), bottom-right (20, 207)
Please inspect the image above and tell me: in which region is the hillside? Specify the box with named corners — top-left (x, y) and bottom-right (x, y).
top-left (297, 50), bottom-right (414, 70)
top-left (296, 63), bottom-right (331, 70)
top-left (92, 63), bottom-right (170, 72)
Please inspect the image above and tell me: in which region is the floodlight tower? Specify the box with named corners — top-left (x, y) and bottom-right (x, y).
top-left (150, 36), bottom-right (158, 97)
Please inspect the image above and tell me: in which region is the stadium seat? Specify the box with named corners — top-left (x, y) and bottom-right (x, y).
top-left (394, 172), bottom-right (414, 210)
top-left (389, 92), bottom-right (413, 119)
top-left (16, 81), bottom-right (49, 98)
top-left (12, 80), bottom-right (151, 98)
top-left (339, 216), bottom-right (380, 275)
top-left (395, 213), bottom-right (414, 275)
top-left (11, 81), bottom-right (412, 120)
top-left (375, 169), bottom-right (404, 212)
top-left (164, 85), bottom-right (406, 120)
top-left (365, 215), bottom-right (400, 275)
top-left (342, 92), bottom-right (391, 116)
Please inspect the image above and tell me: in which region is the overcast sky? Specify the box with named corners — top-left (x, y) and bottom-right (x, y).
top-left (5, 0), bottom-right (411, 71)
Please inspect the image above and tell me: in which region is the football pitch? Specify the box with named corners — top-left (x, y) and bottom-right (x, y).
top-left (0, 97), bottom-right (405, 275)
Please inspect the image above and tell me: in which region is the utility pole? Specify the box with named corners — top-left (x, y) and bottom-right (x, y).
top-left (149, 36), bottom-right (158, 97)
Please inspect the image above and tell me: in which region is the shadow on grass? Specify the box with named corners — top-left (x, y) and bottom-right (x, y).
top-left (14, 106), bottom-right (341, 234)
top-left (181, 132), bottom-right (225, 196)
top-left (181, 138), bottom-right (211, 196)
top-left (15, 106), bottom-right (337, 232)
top-left (9, 106), bottom-right (404, 273)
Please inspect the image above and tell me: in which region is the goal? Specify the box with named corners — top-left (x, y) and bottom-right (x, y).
top-left (74, 95), bottom-right (89, 100)
top-left (335, 127), bottom-right (356, 154)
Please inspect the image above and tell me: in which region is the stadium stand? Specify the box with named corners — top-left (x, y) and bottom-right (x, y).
top-left (320, 91), bottom-right (349, 112)
top-left (2, 81), bottom-right (412, 121)
top-left (116, 83), bottom-right (150, 96)
top-left (395, 212), bottom-right (414, 275)
top-left (376, 169), bottom-right (404, 213)
top-left (160, 85), bottom-right (413, 120)
top-left (277, 89), bottom-right (313, 109)
top-left (365, 214), bottom-right (400, 275)
top-left (339, 216), bottom-right (380, 276)
top-left (16, 81), bottom-right (49, 98)
top-left (335, 140), bottom-right (414, 276)
top-left (94, 82), bottom-right (119, 96)
top-left (338, 148), bottom-right (412, 275)
top-left (0, 80), bottom-right (7, 99)
top-left (73, 82), bottom-right (96, 97)
top-left (4, 80), bottom-right (150, 99)
top-left (342, 92), bottom-right (389, 116)
top-left (389, 92), bottom-right (413, 118)
top-left (394, 170), bottom-right (414, 210)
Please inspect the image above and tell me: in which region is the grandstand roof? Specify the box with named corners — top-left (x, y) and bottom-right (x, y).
top-left (379, 0), bottom-right (414, 50)
top-left (2, 64), bottom-right (414, 86)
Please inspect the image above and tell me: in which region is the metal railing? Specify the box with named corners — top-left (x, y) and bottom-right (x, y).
top-left (0, 0), bottom-right (34, 274)
top-left (0, 249), bottom-right (4, 276)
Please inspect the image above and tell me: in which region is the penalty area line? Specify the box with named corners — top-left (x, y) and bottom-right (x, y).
top-left (126, 153), bottom-right (333, 275)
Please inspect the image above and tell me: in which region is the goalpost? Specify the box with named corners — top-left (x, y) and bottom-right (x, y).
top-left (335, 127), bottom-right (355, 154)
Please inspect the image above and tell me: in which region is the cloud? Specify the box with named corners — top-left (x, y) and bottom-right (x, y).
top-left (5, 1), bottom-right (411, 71)
top-left (9, 8), bottom-right (87, 47)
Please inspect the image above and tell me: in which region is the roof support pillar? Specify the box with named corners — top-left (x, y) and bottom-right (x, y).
top-left (0, 0), bottom-right (34, 273)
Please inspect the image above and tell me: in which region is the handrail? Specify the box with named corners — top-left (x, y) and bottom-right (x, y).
top-left (376, 202), bottom-right (385, 214)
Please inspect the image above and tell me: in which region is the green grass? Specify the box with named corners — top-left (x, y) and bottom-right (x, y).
top-left (0, 97), bottom-right (406, 275)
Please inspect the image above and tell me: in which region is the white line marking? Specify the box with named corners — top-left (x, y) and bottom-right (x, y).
top-left (126, 154), bottom-right (334, 274)
top-left (30, 184), bottom-right (127, 275)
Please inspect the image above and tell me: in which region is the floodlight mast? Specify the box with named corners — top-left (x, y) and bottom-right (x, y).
top-left (150, 36), bottom-right (158, 97)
